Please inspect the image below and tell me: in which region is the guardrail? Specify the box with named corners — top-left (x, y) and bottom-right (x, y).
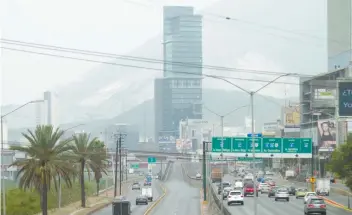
top-left (161, 161), bottom-right (173, 181)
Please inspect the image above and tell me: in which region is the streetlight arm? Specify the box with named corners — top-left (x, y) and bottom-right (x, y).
top-left (254, 74), bottom-right (291, 93)
top-left (207, 75), bottom-right (250, 94)
top-left (224, 105), bottom-right (249, 117)
top-left (1, 100), bottom-right (44, 118)
top-left (203, 105), bottom-right (221, 117)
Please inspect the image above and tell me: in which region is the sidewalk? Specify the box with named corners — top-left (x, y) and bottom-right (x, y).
top-left (46, 181), bottom-right (132, 215)
top-left (200, 189), bottom-right (221, 215)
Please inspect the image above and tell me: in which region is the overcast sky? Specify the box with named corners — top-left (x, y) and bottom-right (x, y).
top-left (1, 0), bottom-right (326, 105)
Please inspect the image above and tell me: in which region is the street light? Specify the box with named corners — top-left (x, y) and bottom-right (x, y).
top-left (207, 73), bottom-right (294, 215)
top-left (1, 99), bottom-right (44, 215)
top-left (203, 105), bottom-right (248, 213)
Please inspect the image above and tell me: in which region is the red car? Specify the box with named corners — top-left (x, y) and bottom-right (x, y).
top-left (243, 184), bottom-right (255, 196)
top-left (267, 180), bottom-right (275, 186)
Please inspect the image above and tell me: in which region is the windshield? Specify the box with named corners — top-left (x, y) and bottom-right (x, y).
top-left (310, 199), bottom-right (325, 204)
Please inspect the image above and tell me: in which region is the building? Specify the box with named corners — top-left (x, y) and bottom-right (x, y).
top-left (178, 119), bottom-right (210, 152)
top-left (154, 6), bottom-right (203, 150)
top-left (35, 91), bottom-right (59, 127)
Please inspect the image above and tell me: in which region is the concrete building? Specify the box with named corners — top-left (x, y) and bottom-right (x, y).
top-left (35, 91), bottom-right (59, 127)
top-left (154, 6), bottom-right (203, 150)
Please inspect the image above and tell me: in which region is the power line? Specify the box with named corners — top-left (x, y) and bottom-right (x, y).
top-left (1, 38), bottom-right (312, 77)
top-left (1, 46), bottom-right (338, 89)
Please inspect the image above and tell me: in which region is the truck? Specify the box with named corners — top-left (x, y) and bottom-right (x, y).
top-left (142, 187), bottom-right (153, 201)
top-left (316, 178), bottom-right (330, 196)
top-left (285, 170), bottom-right (295, 180)
top-left (211, 168), bottom-right (222, 183)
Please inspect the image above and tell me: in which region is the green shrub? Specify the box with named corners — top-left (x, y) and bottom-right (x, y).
top-left (1, 181), bottom-right (96, 215)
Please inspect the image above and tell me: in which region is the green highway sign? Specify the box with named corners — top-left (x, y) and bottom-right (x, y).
top-left (262, 138), bottom-right (281, 153)
top-left (246, 138), bottom-right (261, 153)
top-left (232, 137), bottom-right (247, 153)
top-left (211, 136), bottom-right (313, 157)
top-left (212, 137), bottom-right (231, 152)
top-left (237, 157), bottom-right (263, 162)
top-left (148, 157), bottom-right (156, 163)
top-left (131, 163), bottom-right (139, 169)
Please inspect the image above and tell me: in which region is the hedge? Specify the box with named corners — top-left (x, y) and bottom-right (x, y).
top-left (0, 178), bottom-right (113, 215)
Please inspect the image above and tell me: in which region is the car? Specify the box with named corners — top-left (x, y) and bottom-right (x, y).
top-left (135, 195), bottom-right (148, 205)
top-left (265, 171), bottom-right (274, 176)
top-left (268, 186), bottom-right (278, 198)
top-left (304, 197), bottom-right (326, 215)
top-left (304, 192), bottom-right (317, 204)
top-left (259, 183), bottom-right (270, 194)
top-left (243, 184), bottom-right (255, 196)
top-left (195, 173), bottom-right (201, 180)
top-left (132, 183), bottom-right (141, 190)
top-left (275, 187), bottom-right (289, 201)
top-left (267, 180), bottom-right (276, 187)
top-left (218, 183), bottom-right (231, 194)
top-left (227, 190), bottom-right (244, 205)
top-left (288, 186), bottom-right (296, 195)
top-left (295, 188), bottom-right (308, 199)
top-left (222, 187), bottom-right (233, 199)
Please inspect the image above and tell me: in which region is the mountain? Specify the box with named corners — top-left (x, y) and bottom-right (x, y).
top-left (7, 88), bottom-right (297, 142)
top-left (3, 0), bottom-right (323, 128)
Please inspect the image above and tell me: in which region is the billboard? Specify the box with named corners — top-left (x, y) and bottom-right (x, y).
top-left (158, 131), bottom-right (176, 144)
top-left (317, 119), bottom-right (336, 152)
top-left (283, 106), bottom-right (300, 128)
top-left (338, 81), bottom-right (352, 117)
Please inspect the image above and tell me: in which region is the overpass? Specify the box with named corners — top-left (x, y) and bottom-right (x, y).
top-left (107, 150), bottom-right (184, 157)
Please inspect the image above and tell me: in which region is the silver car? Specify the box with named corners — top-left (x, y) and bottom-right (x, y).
top-left (275, 188), bottom-right (289, 202)
top-left (304, 197), bottom-right (326, 215)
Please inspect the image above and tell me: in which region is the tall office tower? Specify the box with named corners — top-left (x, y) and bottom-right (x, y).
top-left (35, 91), bottom-right (59, 127)
top-left (154, 6), bottom-right (203, 151)
top-left (327, 0), bottom-right (352, 71)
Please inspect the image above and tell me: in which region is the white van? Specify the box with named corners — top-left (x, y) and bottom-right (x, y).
top-left (234, 181), bottom-right (243, 189)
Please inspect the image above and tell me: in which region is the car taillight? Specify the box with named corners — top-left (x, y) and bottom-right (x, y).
top-left (320, 204), bottom-right (326, 208)
top-left (308, 204), bottom-right (314, 208)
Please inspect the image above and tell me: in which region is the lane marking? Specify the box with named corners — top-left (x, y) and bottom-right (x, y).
top-left (143, 182), bottom-right (167, 215)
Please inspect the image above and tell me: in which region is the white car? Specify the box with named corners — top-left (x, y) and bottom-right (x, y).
top-left (275, 187), bottom-right (289, 202)
top-left (304, 192), bottom-right (317, 204)
top-left (195, 173), bottom-right (201, 180)
top-left (227, 190), bottom-right (244, 205)
top-left (258, 183), bottom-right (270, 194)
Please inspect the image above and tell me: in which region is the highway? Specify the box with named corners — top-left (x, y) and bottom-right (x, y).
top-left (91, 164), bottom-right (163, 215)
top-left (283, 179), bottom-right (350, 206)
top-left (150, 161), bottom-right (201, 215)
top-left (212, 174), bottom-right (351, 215)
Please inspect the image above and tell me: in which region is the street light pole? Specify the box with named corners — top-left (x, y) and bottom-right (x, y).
top-left (1, 100), bottom-right (44, 215)
top-left (220, 115), bottom-right (224, 213)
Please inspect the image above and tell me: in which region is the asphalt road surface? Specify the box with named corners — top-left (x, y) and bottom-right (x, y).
top-left (150, 161), bottom-right (201, 215)
top-left (212, 174), bottom-right (351, 215)
top-left (284, 179), bottom-right (350, 206)
top-left (91, 165), bottom-right (163, 215)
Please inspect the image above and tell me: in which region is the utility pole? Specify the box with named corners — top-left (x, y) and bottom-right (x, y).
top-left (220, 115), bottom-right (224, 214)
top-left (125, 153), bottom-right (128, 181)
top-left (114, 135), bottom-right (119, 197)
top-left (119, 134), bottom-right (122, 195)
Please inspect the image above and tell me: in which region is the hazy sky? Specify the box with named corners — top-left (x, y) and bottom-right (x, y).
top-left (2, 0), bottom-right (327, 106)
top-left (1, 0), bottom-right (218, 105)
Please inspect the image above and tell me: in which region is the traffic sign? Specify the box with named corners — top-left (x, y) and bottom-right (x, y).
top-left (148, 157), bottom-right (156, 163)
top-left (310, 177), bottom-right (316, 183)
top-left (246, 137), bottom-right (261, 153)
top-left (247, 133), bottom-right (262, 138)
top-left (211, 136), bottom-right (312, 158)
top-left (262, 138), bottom-right (281, 153)
top-left (131, 163), bottom-right (139, 169)
top-left (237, 157), bottom-right (263, 162)
top-left (231, 137), bottom-right (247, 153)
top-left (212, 137), bottom-right (231, 152)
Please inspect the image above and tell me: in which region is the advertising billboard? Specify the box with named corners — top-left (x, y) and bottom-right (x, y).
top-left (317, 119), bottom-right (336, 152)
top-left (283, 106), bottom-right (300, 128)
top-left (158, 131), bottom-right (176, 144)
top-left (338, 81), bottom-right (352, 117)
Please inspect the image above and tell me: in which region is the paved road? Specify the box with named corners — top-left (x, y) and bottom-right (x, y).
top-left (150, 161), bottom-right (201, 215)
top-left (92, 166), bottom-right (163, 215)
top-left (284, 179), bottom-right (350, 206)
top-left (212, 174), bottom-right (350, 215)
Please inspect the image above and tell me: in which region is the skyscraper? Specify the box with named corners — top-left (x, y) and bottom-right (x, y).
top-left (154, 6), bottom-right (203, 150)
top-left (35, 91), bottom-right (59, 127)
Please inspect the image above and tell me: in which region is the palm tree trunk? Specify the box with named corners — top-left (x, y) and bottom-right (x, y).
top-left (80, 161), bottom-right (86, 207)
top-left (42, 168), bottom-right (48, 215)
top-left (96, 180), bottom-right (100, 196)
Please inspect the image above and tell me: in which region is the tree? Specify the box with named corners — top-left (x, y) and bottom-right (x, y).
top-left (9, 125), bottom-right (74, 215)
top-left (70, 133), bottom-right (107, 207)
top-left (326, 137), bottom-right (352, 191)
top-left (91, 140), bottom-right (107, 196)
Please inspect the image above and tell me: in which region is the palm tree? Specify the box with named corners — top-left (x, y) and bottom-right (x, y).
top-left (10, 125), bottom-right (74, 215)
top-left (91, 141), bottom-right (108, 196)
top-left (70, 133), bottom-right (107, 207)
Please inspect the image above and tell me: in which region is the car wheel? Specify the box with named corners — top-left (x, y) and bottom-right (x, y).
top-left (296, 196), bottom-right (298, 199)
top-left (275, 198), bottom-right (277, 201)
top-left (227, 203), bottom-right (230, 206)
top-left (136, 202), bottom-right (138, 205)
top-left (241, 202), bottom-right (244, 205)
top-left (287, 198), bottom-right (289, 202)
